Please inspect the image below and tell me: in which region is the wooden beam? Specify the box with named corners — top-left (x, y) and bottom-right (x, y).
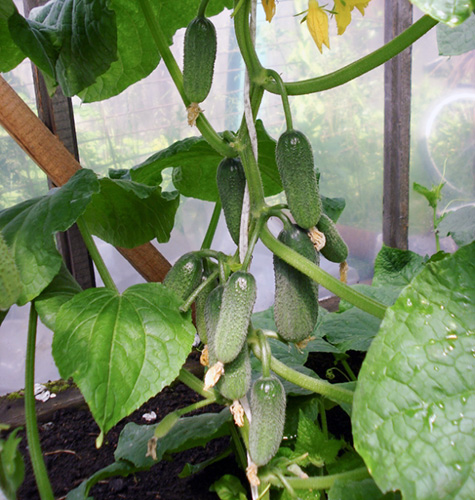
top-left (383, 0), bottom-right (413, 250)
top-left (0, 75), bottom-right (171, 282)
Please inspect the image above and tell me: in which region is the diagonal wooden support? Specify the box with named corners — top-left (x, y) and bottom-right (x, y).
top-left (0, 74), bottom-right (171, 282)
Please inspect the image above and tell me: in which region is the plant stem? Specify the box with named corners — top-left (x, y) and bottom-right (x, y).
top-left (25, 306), bottom-right (55, 500)
top-left (178, 367), bottom-right (216, 400)
top-left (238, 137), bottom-right (266, 214)
top-left (433, 207), bottom-right (441, 252)
top-left (266, 69), bottom-right (293, 131)
top-left (197, 0), bottom-right (211, 17)
top-left (180, 269), bottom-right (219, 312)
top-left (250, 342), bottom-right (353, 405)
top-left (137, 0), bottom-right (234, 158)
top-left (341, 359), bottom-right (357, 382)
top-left (264, 16), bottom-right (438, 95)
top-left (175, 397), bottom-right (216, 417)
top-left (201, 200), bottom-right (222, 250)
top-left (266, 467), bottom-right (370, 490)
top-left (260, 225), bottom-right (386, 319)
top-left (229, 421), bottom-right (248, 470)
top-left (77, 217), bottom-right (118, 292)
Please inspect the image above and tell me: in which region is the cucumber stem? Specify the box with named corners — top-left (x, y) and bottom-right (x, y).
top-left (265, 466), bottom-right (370, 490)
top-left (178, 367), bottom-right (216, 400)
top-left (76, 217), bottom-right (118, 293)
top-left (25, 306), bottom-right (55, 500)
top-left (137, 0), bottom-right (235, 158)
top-left (260, 224), bottom-right (387, 319)
top-left (180, 269), bottom-right (219, 312)
top-left (197, 0), bottom-right (211, 17)
top-left (264, 16), bottom-right (438, 95)
top-left (201, 200), bottom-right (222, 250)
top-left (266, 69), bottom-right (293, 131)
top-left (251, 341), bottom-right (354, 405)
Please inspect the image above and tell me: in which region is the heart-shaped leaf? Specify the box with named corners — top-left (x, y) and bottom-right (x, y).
top-left (353, 242), bottom-right (475, 500)
top-left (409, 0), bottom-right (475, 26)
top-left (53, 283), bottom-right (195, 437)
top-left (0, 169), bottom-right (100, 305)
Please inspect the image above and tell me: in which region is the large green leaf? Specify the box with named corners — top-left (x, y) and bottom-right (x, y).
top-left (437, 205), bottom-right (475, 247)
top-left (0, 231), bottom-right (22, 310)
top-left (82, 178), bottom-right (179, 246)
top-left (437, 13), bottom-right (475, 54)
top-left (409, 0), bottom-right (475, 25)
top-left (115, 409), bottom-right (232, 468)
top-left (0, 0), bottom-right (25, 72)
top-left (352, 242), bottom-right (475, 500)
top-left (8, 0), bottom-right (117, 96)
top-left (0, 428), bottom-right (25, 500)
top-left (80, 0), bottom-right (233, 102)
top-left (209, 474), bottom-right (248, 500)
top-left (34, 263), bottom-right (82, 330)
top-left (0, 169), bottom-right (100, 305)
top-left (52, 283), bottom-right (196, 437)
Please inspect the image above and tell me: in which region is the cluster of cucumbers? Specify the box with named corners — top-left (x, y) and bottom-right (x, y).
top-left (179, 6), bottom-right (349, 474)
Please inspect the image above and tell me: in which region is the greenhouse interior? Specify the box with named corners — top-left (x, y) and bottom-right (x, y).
top-left (0, 0), bottom-right (474, 499)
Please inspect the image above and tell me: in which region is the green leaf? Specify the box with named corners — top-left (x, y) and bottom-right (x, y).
top-left (0, 1), bottom-right (25, 72)
top-left (209, 474), bottom-right (248, 500)
top-left (322, 195), bottom-right (346, 223)
top-left (352, 242), bottom-right (475, 500)
top-left (294, 411), bottom-right (343, 467)
top-left (409, 0), bottom-right (475, 26)
top-left (328, 478), bottom-right (401, 500)
top-left (52, 283), bottom-right (196, 437)
top-left (372, 245), bottom-right (426, 288)
top-left (80, 0), bottom-right (233, 102)
top-left (115, 409), bottom-right (232, 468)
top-left (8, 0), bottom-right (117, 96)
top-left (255, 119), bottom-right (284, 197)
top-left (34, 263), bottom-right (82, 330)
top-left (66, 460), bottom-right (140, 500)
top-left (413, 181), bottom-right (443, 209)
top-left (437, 205), bottom-right (475, 247)
top-left (0, 169), bottom-right (100, 305)
top-left (178, 447), bottom-right (232, 478)
top-left (82, 178), bottom-right (179, 246)
top-left (437, 13), bottom-right (475, 54)
top-left (0, 231), bottom-right (22, 310)
top-left (0, 428), bottom-right (25, 500)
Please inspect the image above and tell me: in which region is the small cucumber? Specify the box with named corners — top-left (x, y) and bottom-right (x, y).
top-left (194, 273), bottom-right (218, 344)
top-left (183, 16), bottom-right (217, 103)
top-left (273, 224), bottom-right (319, 343)
top-left (163, 252), bottom-right (203, 302)
top-left (216, 157), bottom-right (246, 245)
top-left (249, 376), bottom-right (286, 466)
top-left (316, 214), bottom-right (348, 263)
top-left (276, 129), bottom-right (322, 229)
top-left (214, 271), bottom-right (257, 364)
top-left (217, 343), bottom-right (251, 401)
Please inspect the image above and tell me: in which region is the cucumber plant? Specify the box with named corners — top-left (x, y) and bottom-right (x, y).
top-left (0, 1), bottom-right (474, 500)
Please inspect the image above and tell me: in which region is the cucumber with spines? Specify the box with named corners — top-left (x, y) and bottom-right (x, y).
top-left (163, 252), bottom-right (203, 302)
top-left (273, 223), bottom-right (319, 343)
top-left (216, 157), bottom-right (246, 245)
top-left (249, 375), bottom-right (286, 466)
top-left (217, 343), bottom-right (251, 401)
top-left (194, 273), bottom-right (218, 344)
top-left (276, 129), bottom-right (322, 229)
top-left (183, 16), bottom-right (217, 103)
top-left (214, 271), bottom-right (256, 364)
top-left (316, 213), bottom-right (348, 263)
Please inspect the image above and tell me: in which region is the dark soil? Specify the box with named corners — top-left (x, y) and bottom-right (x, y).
top-left (2, 339), bottom-right (363, 500)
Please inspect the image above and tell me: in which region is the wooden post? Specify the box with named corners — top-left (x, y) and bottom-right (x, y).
top-left (383, 0), bottom-right (413, 249)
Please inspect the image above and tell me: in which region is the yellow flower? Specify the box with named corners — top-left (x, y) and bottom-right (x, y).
top-left (262, 0), bottom-right (276, 22)
top-left (307, 0), bottom-right (330, 53)
top-left (334, 0), bottom-right (352, 35)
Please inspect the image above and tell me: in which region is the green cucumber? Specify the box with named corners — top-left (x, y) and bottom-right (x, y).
top-left (214, 271), bottom-right (257, 364)
top-left (204, 284), bottom-right (224, 365)
top-left (316, 213), bottom-right (348, 263)
top-left (273, 224), bottom-right (319, 343)
top-left (276, 129), bottom-right (322, 229)
top-left (163, 252), bottom-right (203, 302)
top-left (249, 375), bottom-right (286, 466)
top-left (216, 157), bottom-right (246, 245)
top-left (217, 343), bottom-right (251, 401)
top-left (183, 16), bottom-right (217, 103)
top-left (194, 273), bottom-right (218, 344)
